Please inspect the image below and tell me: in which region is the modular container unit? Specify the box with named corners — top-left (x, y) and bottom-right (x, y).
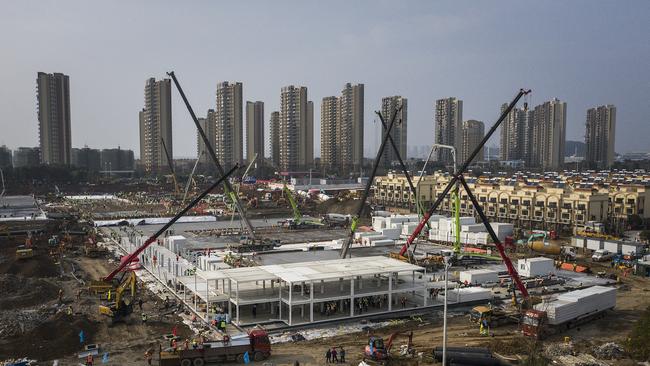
top-left (370, 239), bottom-right (395, 247)
top-left (401, 222), bottom-right (418, 236)
top-left (373, 210), bottom-right (392, 217)
top-left (571, 237), bottom-right (586, 249)
top-left (621, 242), bottom-right (647, 256)
top-left (489, 223), bottom-right (514, 241)
top-left (446, 287), bottom-right (493, 303)
top-left (362, 235), bottom-right (385, 246)
top-left (461, 224), bottom-right (486, 233)
top-left (517, 257), bottom-right (555, 277)
top-left (166, 235), bottom-right (187, 253)
top-left (586, 239), bottom-right (603, 251)
top-left (534, 286), bottom-right (616, 325)
top-left (459, 269), bottom-right (499, 285)
top-left (380, 228), bottom-right (401, 240)
top-left (372, 216), bottom-right (386, 231)
top-left (604, 241), bottom-right (620, 253)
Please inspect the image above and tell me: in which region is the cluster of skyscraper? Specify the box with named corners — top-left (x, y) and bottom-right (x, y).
top-left (500, 100), bottom-right (616, 169)
top-left (10, 72), bottom-right (134, 171)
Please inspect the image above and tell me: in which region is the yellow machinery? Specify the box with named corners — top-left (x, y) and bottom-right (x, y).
top-left (16, 248), bottom-right (34, 259)
top-left (99, 271), bottom-right (137, 323)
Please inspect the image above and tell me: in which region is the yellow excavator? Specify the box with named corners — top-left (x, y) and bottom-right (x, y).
top-left (99, 271), bottom-right (137, 323)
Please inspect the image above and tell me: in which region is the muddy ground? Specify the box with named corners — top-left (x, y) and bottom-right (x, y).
top-left (1, 227), bottom-right (649, 365)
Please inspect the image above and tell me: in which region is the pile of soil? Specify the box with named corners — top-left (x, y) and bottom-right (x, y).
top-left (0, 313), bottom-right (99, 360)
top-left (0, 274), bottom-right (59, 309)
top-left (0, 249), bottom-right (59, 278)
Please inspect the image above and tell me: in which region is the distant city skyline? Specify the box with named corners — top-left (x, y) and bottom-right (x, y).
top-left (0, 1), bottom-right (648, 157)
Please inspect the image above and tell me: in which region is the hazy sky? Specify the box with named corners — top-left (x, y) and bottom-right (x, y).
top-left (1, 0), bottom-right (648, 158)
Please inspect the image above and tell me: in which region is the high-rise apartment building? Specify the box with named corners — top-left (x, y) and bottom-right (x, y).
top-left (380, 96), bottom-right (408, 168)
top-left (338, 83), bottom-right (364, 171)
top-left (101, 147), bottom-right (135, 171)
top-left (279, 86), bottom-right (313, 171)
top-left (320, 96), bottom-right (339, 170)
top-left (530, 98), bottom-right (566, 169)
top-left (0, 146), bottom-right (12, 168)
top-left (13, 147), bottom-right (41, 168)
top-left (461, 120), bottom-right (485, 163)
top-left (72, 147), bottom-right (101, 171)
top-left (197, 109), bottom-right (217, 166)
top-left (269, 111), bottom-right (280, 167)
top-left (246, 101), bottom-right (264, 163)
top-left (585, 105), bottom-right (616, 168)
top-left (139, 77), bottom-right (172, 174)
top-left (500, 104), bottom-right (530, 163)
top-left (215, 82), bottom-right (243, 169)
top-left (434, 97), bottom-right (463, 163)
top-left (37, 72), bottom-right (71, 165)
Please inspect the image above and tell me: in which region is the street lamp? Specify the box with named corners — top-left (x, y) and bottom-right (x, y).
top-left (442, 250), bottom-right (453, 366)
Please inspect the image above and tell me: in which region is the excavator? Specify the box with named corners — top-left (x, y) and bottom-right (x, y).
top-left (280, 183), bottom-right (324, 229)
top-left (99, 271), bottom-right (137, 324)
top-left (363, 331), bottom-right (415, 364)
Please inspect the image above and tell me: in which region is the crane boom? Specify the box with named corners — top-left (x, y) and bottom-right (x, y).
top-left (339, 106), bottom-right (401, 259)
top-left (283, 184), bottom-right (302, 222)
top-left (161, 137), bottom-right (180, 196)
top-left (167, 71), bottom-right (256, 239)
top-left (399, 89), bottom-right (531, 300)
top-left (103, 164), bottom-right (238, 281)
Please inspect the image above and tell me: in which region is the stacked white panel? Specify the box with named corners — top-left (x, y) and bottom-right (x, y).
top-left (534, 286), bottom-right (616, 325)
top-left (459, 269), bottom-right (499, 285)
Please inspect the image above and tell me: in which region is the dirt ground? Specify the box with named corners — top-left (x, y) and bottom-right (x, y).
top-left (1, 224), bottom-right (649, 365)
top-left (0, 233), bottom-right (192, 364)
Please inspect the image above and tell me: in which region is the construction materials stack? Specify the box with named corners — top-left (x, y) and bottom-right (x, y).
top-left (459, 269), bottom-right (499, 285)
top-left (535, 286), bottom-right (616, 325)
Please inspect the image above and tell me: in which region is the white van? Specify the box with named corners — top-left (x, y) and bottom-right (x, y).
top-left (591, 249), bottom-right (615, 262)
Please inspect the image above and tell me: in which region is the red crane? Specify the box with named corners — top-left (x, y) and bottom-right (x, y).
top-left (103, 164), bottom-right (237, 281)
top-left (398, 89), bottom-right (531, 301)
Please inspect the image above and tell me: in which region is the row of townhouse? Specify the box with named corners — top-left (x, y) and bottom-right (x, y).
top-left (373, 172), bottom-right (650, 232)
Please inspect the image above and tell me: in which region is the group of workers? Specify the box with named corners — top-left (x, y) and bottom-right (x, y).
top-left (325, 347), bottom-right (346, 363)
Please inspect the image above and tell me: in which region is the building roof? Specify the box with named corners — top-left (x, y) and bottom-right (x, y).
top-left (197, 256), bottom-right (423, 284)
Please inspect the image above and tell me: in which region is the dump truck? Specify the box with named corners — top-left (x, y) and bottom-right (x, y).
top-left (468, 305), bottom-right (520, 327)
top-left (522, 286), bottom-right (615, 339)
top-left (159, 329), bottom-right (271, 366)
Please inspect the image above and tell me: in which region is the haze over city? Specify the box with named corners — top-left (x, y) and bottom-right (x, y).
top-left (1, 0), bottom-right (649, 157)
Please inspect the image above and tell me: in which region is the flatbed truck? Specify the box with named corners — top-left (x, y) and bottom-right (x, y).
top-left (159, 330), bottom-right (271, 366)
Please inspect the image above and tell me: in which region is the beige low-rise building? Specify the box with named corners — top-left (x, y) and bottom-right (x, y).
top-left (373, 172), bottom-right (649, 232)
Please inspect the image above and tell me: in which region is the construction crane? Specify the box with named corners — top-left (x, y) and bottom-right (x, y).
top-left (182, 150), bottom-right (204, 203)
top-left (161, 137), bottom-right (181, 197)
top-left (339, 107), bottom-right (402, 259)
top-left (280, 183), bottom-right (323, 229)
top-left (229, 154), bottom-right (258, 229)
top-left (167, 71), bottom-right (257, 240)
top-left (400, 89), bottom-right (532, 304)
top-left (103, 164), bottom-right (237, 282)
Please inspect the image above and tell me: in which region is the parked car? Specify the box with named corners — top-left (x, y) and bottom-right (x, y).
top-left (592, 249), bottom-right (615, 262)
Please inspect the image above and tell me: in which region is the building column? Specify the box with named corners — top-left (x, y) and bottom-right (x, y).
top-left (278, 282), bottom-right (282, 321)
top-left (310, 282), bottom-right (314, 323)
top-left (388, 273), bottom-right (392, 311)
top-left (350, 278), bottom-right (355, 317)
top-left (288, 281), bottom-right (292, 325)
top-left (236, 282), bottom-right (240, 325)
top-left (228, 280), bottom-right (232, 318)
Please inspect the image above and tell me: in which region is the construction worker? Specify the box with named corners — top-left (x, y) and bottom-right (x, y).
top-left (141, 313), bottom-right (148, 324)
top-left (107, 289), bottom-right (111, 301)
top-left (67, 305), bottom-right (73, 316)
top-left (58, 289), bottom-right (64, 303)
top-left (144, 350), bottom-right (152, 366)
top-left (85, 354), bottom-right (93, 366)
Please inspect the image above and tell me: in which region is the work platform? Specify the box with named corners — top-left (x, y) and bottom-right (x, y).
top-left (113, 232), bottom-right (492, 328)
